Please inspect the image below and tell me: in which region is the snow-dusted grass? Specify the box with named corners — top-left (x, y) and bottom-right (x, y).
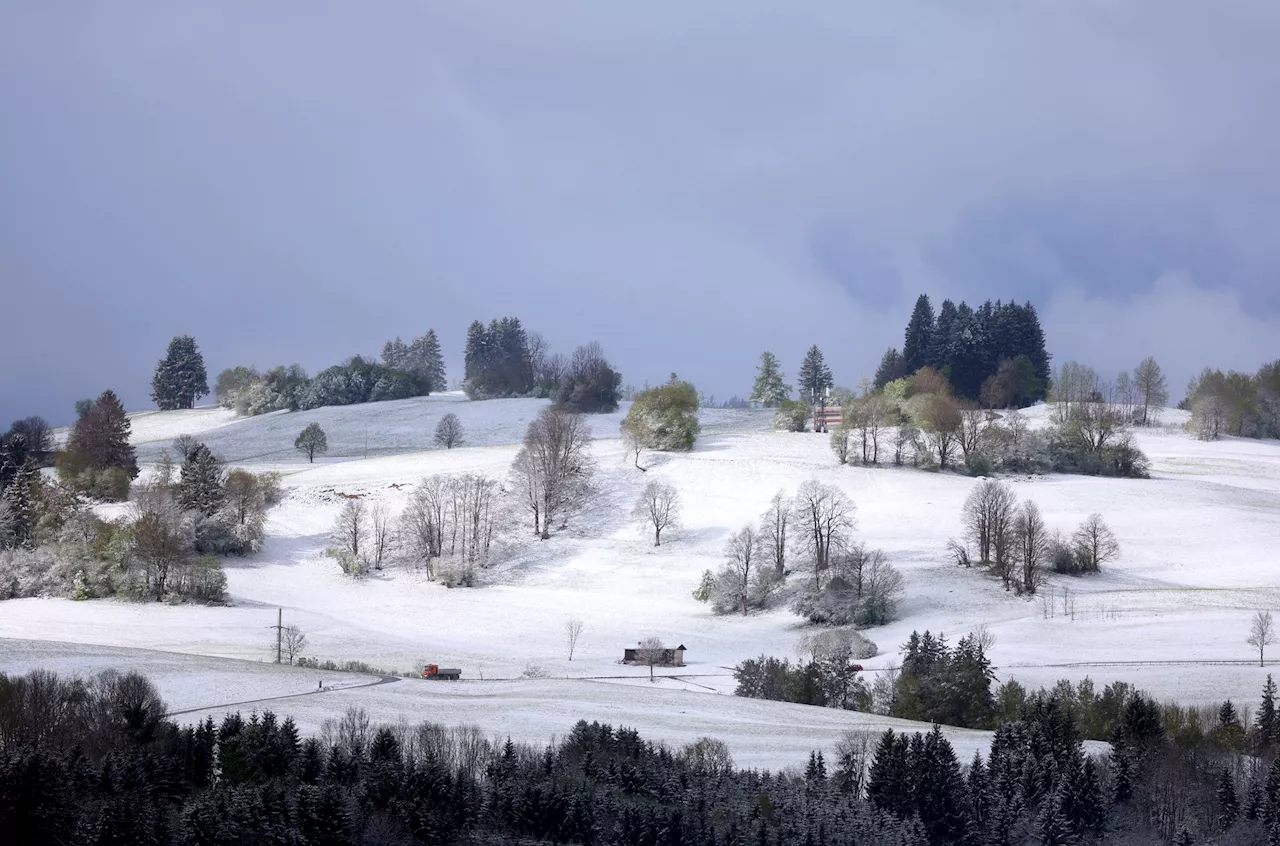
top-left (131, 395), bottom-right (771, 465)
top-left (8, 399), bottom-right (1280, 768)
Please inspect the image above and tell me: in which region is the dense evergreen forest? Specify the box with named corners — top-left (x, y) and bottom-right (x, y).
top-left (4, 667), bottom-right (1280, 845)
top-left (875, 295), bottom-right (1052, 406)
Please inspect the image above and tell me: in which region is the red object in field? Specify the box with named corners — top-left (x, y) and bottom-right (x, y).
top-left (422, 663), bottom-right (462, 680)
top-left (853, 664), bottom-right (863, 672)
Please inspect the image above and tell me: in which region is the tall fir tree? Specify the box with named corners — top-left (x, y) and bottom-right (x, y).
top-left (151, 335), bottom-right (210, 410)
top-left (463, 321), bottom-right (489, 384)
top-left (902, 294), bottom-right (936, 375)
top-left (927, 298), bottom-right (957, 373)
top-left (67, 390), bottom-right (139, 479)
top-left (750, 352), bottom-right (791, 407)
top-left (1, 456), bottom-right (36, 548)
top-left (872, 348), bottom-right (905, 390)
top-left (796, 345), bottom-right (833, 403)
top-left (1218, 766), bottom-right (1238, 830)
top-left (422, 329), bottom-right (446, 393)
top-left (1258, 675), bottom-right (1278, 753)
top-left (178, 443), bottom-right (225, 517)
top-left (381, 337), bottom-right (409, 371)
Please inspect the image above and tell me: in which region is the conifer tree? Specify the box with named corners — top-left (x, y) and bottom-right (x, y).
top-left (1218, 766), bottom-right (1238, 830)
top-left (796, 346), bottom-right (833, 404)
top-left (902, 294), bottom-right (936, 375)
top-left (750, 352), bottom-right (791, 407)
top-left (872, 348), bottom-right (905, 390)
top-left (178, 443), bottom-right (225, 517)
top-left (151, 335), bottom-right (210, 410)
top-left (65, 390), bottom-right (139, 480)
top-left (1034, 783), bottom-right (1076, 845)
top-left (1258, 675), bottom-right (1278, 753)
top-left (927, 298), bottom-right (956, 373)
top-left (0, 458), bottom-right (36, 548)
top-left (422, 329), bottom-right (446, 393)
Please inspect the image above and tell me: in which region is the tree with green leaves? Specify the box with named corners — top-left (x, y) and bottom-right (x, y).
top-left (295, 423), bottom-right (328, 463)
top-left (902, 294), bottom-right (936, 375)
top-left (151, 335), bottom-right (210, 410)
top-left (796, 345), bottom-right (833, 404)
top-left (749, 352), bottom-right (791, 407)
top-left (621, 380), bottom-right (701, 457)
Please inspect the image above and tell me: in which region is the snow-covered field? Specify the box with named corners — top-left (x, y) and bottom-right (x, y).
top-left (7, 398), bottom-right (1280, 769)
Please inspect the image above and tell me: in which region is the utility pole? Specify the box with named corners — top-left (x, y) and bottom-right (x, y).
top-left (269, 608), bottom-right (283, 663)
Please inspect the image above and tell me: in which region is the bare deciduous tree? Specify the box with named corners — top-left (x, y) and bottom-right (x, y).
top-left (962, 479), bottom-right (1017, 566)
top-left (633, 480), bottom-right (680, 546)
top-left (1072, 513), bottom-right (1120, 573)
top-left (565, 617), bottom-right (584, 661)
top-left (370, 503), bottom-right (393, 570)
top-left (970, 623), bottom-right (996, 654)
top-left (717, 524), bottom-right (761, 615)
top-left (331, 498), bottom-right (367, 574)
top-left (445, 474), bottom-right (500, 565)
top-left (761, 488), bottom-right (789, 577)
top-left (957, 402), bottom-right (989, 466)
top-left (636, 636), bottom-right (666, 681)
top-left (1133, 356), bottom-right (1168, 426)
top-left (622, 423), bottom-right (646, 471)
top-left (791, 480), bottom-right (856, 590)
top-left (864, 394), bottom-right (891, 464)
top-left (1050, 361), bottom-right (1100, 422)
top-left (1013, 500), bottom-right (1048, 594)
top-left (1248, 610), bottom-right (1275, 667)
top-left (282, 624), bottom-right (307, 665)
top-left (434, 413), bottom-right (465, 449)
top-left (861, 554), bottom-right (906, 625)
top-left (834, 729), bottom-right (877, 798)
top-left (400, 476), bottom-right (448, 578)
top-left (680, 737), bottom-right (734, 775)
top-left (511, 407), bottom-right (594, 539)
top-left (132, 479), bottom-right (191, 600)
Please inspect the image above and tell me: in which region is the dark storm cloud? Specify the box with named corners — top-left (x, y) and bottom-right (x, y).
top-left (2, 1), bottom-right (1278, 423)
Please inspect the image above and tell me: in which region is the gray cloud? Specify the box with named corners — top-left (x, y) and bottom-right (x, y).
top-left (2, 1), bottom-right (1278, 423)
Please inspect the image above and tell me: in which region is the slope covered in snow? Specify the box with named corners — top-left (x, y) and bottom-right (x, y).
top-left (7, 398), bottom-right (1280, 768)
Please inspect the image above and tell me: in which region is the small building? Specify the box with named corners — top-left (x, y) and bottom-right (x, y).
top-left (623, 644), bottom-right (686, 667)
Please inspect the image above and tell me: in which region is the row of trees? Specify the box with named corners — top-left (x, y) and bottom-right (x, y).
top-left (10, 663), bottom-right (1273, 846)
top-left (1185, 360), bottom-right (1280, 441)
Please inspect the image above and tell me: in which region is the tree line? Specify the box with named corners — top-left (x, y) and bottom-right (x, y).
top-left (2, 429), bottom-right (280, 604)
top-left (1184, 360), bottom-right (1280, 441)
top-left (7, 664), bottom-right (1280, 844)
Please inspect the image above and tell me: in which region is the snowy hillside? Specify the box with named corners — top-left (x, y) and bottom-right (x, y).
top-left (8, 397), bottom-right (1280, 769)
top-left (129, 394), bottom-right (773, 464)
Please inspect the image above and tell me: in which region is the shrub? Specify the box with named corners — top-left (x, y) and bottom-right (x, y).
top-left (774, 399), bottom-right (809, 432)
top-left (0, 547), bottom-right (58, 599)
top-left (327, 548), bottom-right (366, 576)
top-left (170, 555), bottom-right (227, 603)
top-left (965, 453), bottom-right (995, 477)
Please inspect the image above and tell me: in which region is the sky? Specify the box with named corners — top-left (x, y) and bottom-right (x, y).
top-left (2, 1), bottom-right (1279, 425)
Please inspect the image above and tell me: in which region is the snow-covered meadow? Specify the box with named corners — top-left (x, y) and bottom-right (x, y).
top-left (7, 396), bottom-right (1280, 769)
